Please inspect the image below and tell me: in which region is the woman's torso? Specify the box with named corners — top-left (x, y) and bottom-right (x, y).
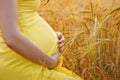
top-left (0, 0), bottom-right (59, 55)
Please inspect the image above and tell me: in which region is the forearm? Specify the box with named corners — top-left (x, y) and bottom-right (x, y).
top-left (0, 0), bottom-right (58, 69)
top-left (3, 31), bottom-right (57, 68)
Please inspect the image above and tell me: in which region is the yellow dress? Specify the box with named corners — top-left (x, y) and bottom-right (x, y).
top-left (0, 0), bottom-right (83, 80)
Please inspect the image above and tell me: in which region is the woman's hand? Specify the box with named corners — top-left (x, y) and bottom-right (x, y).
top-left (56, 32), bottom-right (65, 53)
top-left (50, 32), bottom-right (65, 69)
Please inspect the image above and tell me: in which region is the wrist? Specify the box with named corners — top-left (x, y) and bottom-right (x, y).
top-left (48, 53), bottom-right (61, 69)
top-left (48, 58), bottom-right (59, 69)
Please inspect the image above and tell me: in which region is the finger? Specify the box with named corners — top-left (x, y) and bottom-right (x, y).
top-left (58, 37), bottom-right (65, 44)
top-left (56, 32), bottom-right (63, 40)
top-left (58, 42), bottom-right (64, 53)
top-left (58, 42), bottom-right (64, 49)
top-left (59, 47), bottom-right (64, 53)
top-left (56, 32), bottom-right (65, 43)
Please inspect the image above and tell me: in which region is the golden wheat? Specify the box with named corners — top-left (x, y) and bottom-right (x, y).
top-left (39, 0), bottom-right (120, 80)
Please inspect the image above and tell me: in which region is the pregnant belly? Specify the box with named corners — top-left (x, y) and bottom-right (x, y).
top-left (20, 15), bottom-right (59, 55)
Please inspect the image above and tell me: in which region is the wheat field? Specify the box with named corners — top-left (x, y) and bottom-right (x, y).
top-left (38, 0), bottom-right (120, 80)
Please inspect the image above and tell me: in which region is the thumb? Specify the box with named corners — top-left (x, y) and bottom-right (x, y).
top-left (56, 32), bottom-right (62, 40)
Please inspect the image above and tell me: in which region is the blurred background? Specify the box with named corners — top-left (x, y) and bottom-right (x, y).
top-left (38, 0), bottom-right (120, 80)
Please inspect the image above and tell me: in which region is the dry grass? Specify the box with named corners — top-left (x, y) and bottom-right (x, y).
top-left (38, 0), bottom-right (120, 80)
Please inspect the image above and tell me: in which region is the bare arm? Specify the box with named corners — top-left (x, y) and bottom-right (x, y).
top-left (0, 0), bottom-right (58, 69)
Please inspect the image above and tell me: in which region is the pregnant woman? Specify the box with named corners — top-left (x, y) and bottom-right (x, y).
top-left (0, 0), bottom-right (83, 80)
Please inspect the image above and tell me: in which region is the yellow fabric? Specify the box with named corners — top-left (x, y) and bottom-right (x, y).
top-left (0, 0), bottom-right (83, 80)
